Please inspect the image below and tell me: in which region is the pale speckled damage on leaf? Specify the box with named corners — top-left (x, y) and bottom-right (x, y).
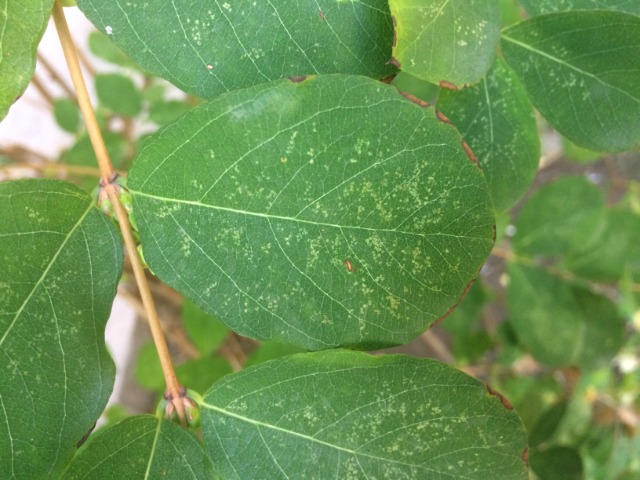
top-left (128, 74), bottom-right (495, 351)
top-left (200, 350), bottom-right (529, 479)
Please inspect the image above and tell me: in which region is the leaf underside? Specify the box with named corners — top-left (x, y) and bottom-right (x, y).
top-left (128, 74), bottom-right (495, 351)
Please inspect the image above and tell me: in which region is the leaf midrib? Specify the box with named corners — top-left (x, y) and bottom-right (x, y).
top-left (201, 401), bottom-right (427, 469)
top-left (130, 189), bottom-right (487, 241)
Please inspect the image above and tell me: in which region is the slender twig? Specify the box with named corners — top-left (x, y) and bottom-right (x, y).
top-left (51, 0), bottom-right (187, 424)
top-left (37, 52), bottom-right (76, 98)
top-left (30, 74), bottom-right (54, 105)
top-left (51, 3), bottom-right (113, 181)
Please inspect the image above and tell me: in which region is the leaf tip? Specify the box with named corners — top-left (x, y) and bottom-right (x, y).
top-left (485, 384), bottom-right (514, 410)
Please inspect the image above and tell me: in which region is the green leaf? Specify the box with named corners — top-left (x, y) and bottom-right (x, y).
top-left (135, 342), bottom-right (231, 393)
top-left (512, 176), bottom-right (606, 257)
top-left (528, 401), bottom-right (568, 449)
top-left (61, 130), bottom-right (127, 169)
top-left (499, 0), bottom-right (524, 27)
top-left (175, 356), bottom-right (232, 394)
top-left (390, 72), bottom-right (439, 103)
top-left (53, 98), bottom-right (81, 133)
top-left (63, 416), bottom-right (216, 479)
top-left (244, 340), bottom-right (305, 368)
top-left (0, 179), bottom-right (123, 479)
top-left (507, 264), bottom-right (625, 368)
top-left (501, 11), bottom-right (640, 152)
top-left (88, 31), bottom-right (135, 68)
top-left (441, 281), bottom-right (493, 364)
top-left (0, 0), bottom-right (54, 121)
top-left (389, 0), bottom-right (500, 88)
top-left (562, 136), bottom-right (604, 164)
top-left (75, 0), bottom-right (395, 99)
top-left (183, 299), bottom-right (229, 355)
top-left (437, 58), bottom-right (540, 212)
top-left (149, 100), bottom-right (191, 125)
top-left (95, 73), bottom-right (142, 117)
top-left (128, 75), bottom-right (495, 350)
top-left (201, 350), bottom-right (528, 479)
top-left (530, 446), bottom-right (583, 480)
top-left (565, 208), bottom-right (640, 282)
top-left (519, 0), bottom-right (640, 16)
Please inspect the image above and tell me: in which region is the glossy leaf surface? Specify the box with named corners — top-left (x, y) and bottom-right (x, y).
top-left (75, 0), bottom-right (395, 99)
top-left (128, 75), bottom-right (495, 350)
top-left (502, 11), bottom-right (640, 152)
top-left (201, 350), bottom-right (528, 479)
top-left (0, 0), bottom-right (53, 120)
top-left (507, 264), bottom-right (625, 368)
top-left (64, 416), bottom-right (215, 479)
top-left (389, 0), bottom-right (500, 87)
top-left (437, 58), bottom-right (539, 212)
top-left (0, 180), bottom-right (122, 479)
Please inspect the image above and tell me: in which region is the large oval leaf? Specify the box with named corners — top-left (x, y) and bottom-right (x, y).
top-left (128, 74), bottom-right (495, 350)
top-left (437, 58), bottom-right (540, 212)
top-left (507, 264), bottom-right (625, 369)
top-left (519, 0), bottom-right (640, 16)
top-left (0, 180), bottom-right (123, 479)
top-left (501, 11), bottom-right (640, 152)
top-left (63, 416), bottom-right (216, 479)
top-left (389, 0), bottom-right (500, 87)
top-left (0, 0), bottom-right (54, 120)
top-left (75, 0), bottom-right (395, 99)
top-left (201, 350), bottom-right (528, 479)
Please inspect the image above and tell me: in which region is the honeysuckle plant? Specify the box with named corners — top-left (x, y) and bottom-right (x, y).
top-left (1, 1), bottom-right (639, 478)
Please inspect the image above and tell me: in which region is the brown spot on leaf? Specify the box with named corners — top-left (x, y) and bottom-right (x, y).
top-left (389, 57), bottom-right (401, 69)
top-left (399, 91), bottom-right (430, 108)
top-left (319, 10), bottom-right (326, 22)
top-left (522, 448), bottom-right (529, 465)
top-left (76, 421), bottom-right (97, 448)
top-left (486, 384), bottom-right (514, 410)
top-left (439, 80), bottom-right (459, 90)
top-left (461, 139), bottom-right (479, 166)
top-left (289, 75), bottom-right (308, 83)
top-left (435, 110), bottom-right (452, 124)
